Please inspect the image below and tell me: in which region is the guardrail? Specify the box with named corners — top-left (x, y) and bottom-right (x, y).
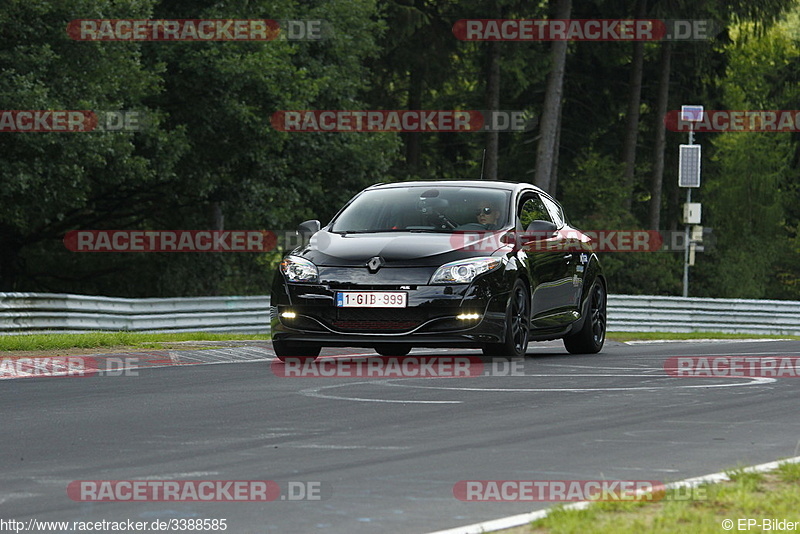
top-left (1, 292), bottom-right (799, 336)
top-left (607, 295), bottom-right (800, 336)
top-left (0, 293), bottom-right (271, 334)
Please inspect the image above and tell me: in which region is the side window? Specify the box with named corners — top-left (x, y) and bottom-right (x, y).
top-left (519, 195), bottom-right (552, 230)
top-left (541, 196), bottom-right (565, 228)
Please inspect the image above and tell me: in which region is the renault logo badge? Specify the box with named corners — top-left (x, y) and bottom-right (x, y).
top-left (367, 256), bottom-right (384, 273)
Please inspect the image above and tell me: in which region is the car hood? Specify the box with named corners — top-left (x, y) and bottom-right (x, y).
top-left (295, 230), bottom-right (507, 267)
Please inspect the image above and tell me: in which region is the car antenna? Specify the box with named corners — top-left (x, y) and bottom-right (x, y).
top-left (480, 148), bottom-right (486, 180)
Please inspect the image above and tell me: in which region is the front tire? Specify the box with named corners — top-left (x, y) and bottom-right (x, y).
top-left (563, 280), bottom-right (606, 354)
top-left (272, 339), bottom-right (321, 362)
top-left (482, 279), bottom-right (530, 359)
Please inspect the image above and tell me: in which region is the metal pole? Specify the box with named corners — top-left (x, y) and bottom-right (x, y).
top-left (682, 128), bottom-right (695, 298)
top-left (683, 187), bottom-right (691, 297)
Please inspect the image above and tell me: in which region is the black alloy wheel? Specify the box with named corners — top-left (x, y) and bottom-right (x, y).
top-left (482, 279), bottom-right (530, 359)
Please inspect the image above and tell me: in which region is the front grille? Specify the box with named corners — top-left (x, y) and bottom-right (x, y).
top-left (329, 308), bottom-right (431, 322)
top-left (313, 307), bottom-right (440, 333)
top-left (331, 320), bottom-right (420, 331)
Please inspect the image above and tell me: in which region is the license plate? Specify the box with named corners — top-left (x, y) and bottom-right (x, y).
top-left (336, 291), bottom-right (407, 308)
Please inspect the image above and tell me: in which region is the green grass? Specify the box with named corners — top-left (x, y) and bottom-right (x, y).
top-left (607, 331), bottom-right (800, 342)
top-left (0, 332), bottom-right (270, 352)
top-left (1, 330), bottom-right (794, 353)
top-left (496, 461), bottom-right (800, 534)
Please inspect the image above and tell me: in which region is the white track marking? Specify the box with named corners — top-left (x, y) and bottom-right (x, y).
top-left (381, 375), bottom-right (775, 393)
top-left (291, 444), bottom-right (410, 450)
top-left (299, 381), bottom-right (462, 404)
top-left (0, 492), bottom-right (41, 506)
top-left (635, 351), bottom-right (800, 356)
top-left (297, 372), bottom-right (774, 403)
top-left (624, 339), bottom-right (793, 344)
top-left (426, 456), bottom-right (800, 534)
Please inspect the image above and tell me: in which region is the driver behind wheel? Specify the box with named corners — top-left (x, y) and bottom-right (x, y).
top-left (476, 201), bottom-right (500, 229)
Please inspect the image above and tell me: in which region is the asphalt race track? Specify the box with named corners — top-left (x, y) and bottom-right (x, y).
top-left (2, 339), bottom-right (799, 533)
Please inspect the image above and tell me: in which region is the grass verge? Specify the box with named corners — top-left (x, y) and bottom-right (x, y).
top-left (1, 331), bottom-right (795, 353)
top-left (492, 461), bottom-right (800, 534)
top-left (607, 331), bottom-right (800, 342)
top-left (0, 332), bottom-right (270, 352)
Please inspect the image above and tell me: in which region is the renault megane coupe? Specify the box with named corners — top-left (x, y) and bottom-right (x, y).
top-left (270, 181), bottom-right (606, 361)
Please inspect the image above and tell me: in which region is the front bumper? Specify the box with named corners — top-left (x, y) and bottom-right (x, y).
top-left (271, 268), bottom-right (510, 347)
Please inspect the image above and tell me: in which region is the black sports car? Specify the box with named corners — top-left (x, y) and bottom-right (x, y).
top-left (270, 181), bottom-right (606, 360)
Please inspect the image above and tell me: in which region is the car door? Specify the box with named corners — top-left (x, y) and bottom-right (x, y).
top-left (517, 193), bottom-right (576, 327)
top-left (540, 194), bottom-right (585, 313)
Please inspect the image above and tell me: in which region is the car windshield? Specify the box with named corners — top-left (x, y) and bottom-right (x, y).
top-left (329, 185), bottom-right (512, 234)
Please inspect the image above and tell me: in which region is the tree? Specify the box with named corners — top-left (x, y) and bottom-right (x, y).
top-left (0, 0), bottom-right (400, 296)
top-left (647, 41), bottom-right (671, 230)
top-left (483, 38), bottom-right (501, 181)
top-left (694, 15), bottom-right (800, 298)
top-left (621, 0), bottom-right (647, 210)
top-left (534, 0), bottom-right (571, 195)
top-left (0, 0), bottom-right (186, 291)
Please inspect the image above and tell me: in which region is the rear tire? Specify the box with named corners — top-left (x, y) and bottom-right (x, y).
top-left (482, 279), bottom-right (530, 359)
top-left (272, 340), bottom-right (321, 362)
top-left (374, 344), bottom-right (412, 357)
top-left (563, 280), bottom-right (606, 354)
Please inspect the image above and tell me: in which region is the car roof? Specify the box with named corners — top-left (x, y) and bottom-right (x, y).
top-left (366, 180), bottom-right (546, 196)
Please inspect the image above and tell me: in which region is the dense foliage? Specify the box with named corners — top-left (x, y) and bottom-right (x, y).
top-left (1, 0), bottom-right (798, 298)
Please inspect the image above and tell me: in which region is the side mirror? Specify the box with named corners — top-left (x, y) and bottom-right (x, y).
top-left (297, 219), bottom-right (321, 238)
top-left (525, 220), bottom-right (558, 234)
top-left (521, 220), bottom-right (558, 244)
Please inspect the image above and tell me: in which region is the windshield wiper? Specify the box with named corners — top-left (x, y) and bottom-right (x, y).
top-left (331, 229), bottom-right (405, 235)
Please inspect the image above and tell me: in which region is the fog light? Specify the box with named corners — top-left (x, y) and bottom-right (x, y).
top-left (456, 313), bottom-right (481, 320)
top-left (281, 311), bottom-right (297, 319)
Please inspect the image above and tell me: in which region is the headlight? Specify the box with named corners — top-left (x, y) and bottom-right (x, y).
top-left (280, 256), bottom-right (318, 283)
top-left (430, 257), bottom-right (502, 284)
